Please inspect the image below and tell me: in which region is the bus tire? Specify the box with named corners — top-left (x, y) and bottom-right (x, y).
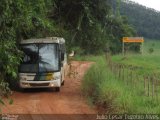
top-left (55, 87), bottom-right (60, 92)
top-left (61, 80), bottom-right (64, 86)
top-left (19, 87), bottom-right (25, 92)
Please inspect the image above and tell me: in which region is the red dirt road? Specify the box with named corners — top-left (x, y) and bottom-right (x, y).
top-left (1, 61), bottom-right (97, 120)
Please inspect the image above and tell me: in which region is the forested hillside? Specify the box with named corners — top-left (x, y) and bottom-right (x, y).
top-left (111, 0), bottom-right (160, 39)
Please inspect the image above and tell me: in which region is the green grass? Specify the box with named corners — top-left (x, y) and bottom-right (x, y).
top-left (112, 40), bottom-right (160, 74)
top-left (82, 40), bottom-right (160, 114)
top-left (144, 39), bottom-right (160, 55)
top-left (82, 56), bottom-right (160, 114)
top-left (112, 54), bottom-right (160, 74)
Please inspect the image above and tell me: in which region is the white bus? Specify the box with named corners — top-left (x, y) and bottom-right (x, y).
top-left (19, 37), bottom-right (68, 92)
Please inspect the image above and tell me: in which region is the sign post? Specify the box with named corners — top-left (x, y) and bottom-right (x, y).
top-left (122, 41), bottom-right (125, 56)
top-left (122, 37), bottom-right (144, 55)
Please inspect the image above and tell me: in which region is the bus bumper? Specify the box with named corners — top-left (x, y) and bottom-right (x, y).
top-left (19, 79), bottom-right (61, 88)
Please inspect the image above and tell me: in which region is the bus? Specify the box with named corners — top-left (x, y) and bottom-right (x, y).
top-left (19, 37), bottom-right (68, 92)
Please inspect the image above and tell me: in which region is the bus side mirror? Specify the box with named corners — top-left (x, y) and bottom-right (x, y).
top-left (61, 53), bottom-right (64, 61)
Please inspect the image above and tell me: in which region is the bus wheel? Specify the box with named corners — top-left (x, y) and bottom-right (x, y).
top-left (19, 87), bottom-right (25, 92)
top-left (61, 80), bottom-right (64, 86)
top-left (55, 87), bottom-right (60, 92)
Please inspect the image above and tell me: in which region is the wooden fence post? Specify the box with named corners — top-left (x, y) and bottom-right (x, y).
top-left (118, 64), bottom-right (121, 79)
top-left (152, 76), bottom-right (155, 98)
top-left (155, 75), bottom-right (158, 98)
top-left (126, 66), bottom-right (130, 86)
top-left (130, 67), bottom-right (133, 86)
top-left (148, 76), bottom-right (150, 97)
top-left (122, 65), bottom-right (125, 82)
top-left (144, 76), bottom-right (147, 96)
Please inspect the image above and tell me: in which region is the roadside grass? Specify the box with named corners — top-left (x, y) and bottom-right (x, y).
top-left (82, 56), bottom-right (160, 114)
top-left (81, 40), bottom-right (160, 114)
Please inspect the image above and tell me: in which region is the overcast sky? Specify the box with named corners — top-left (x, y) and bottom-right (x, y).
top-left (130, 0), bottom-right (160, 11)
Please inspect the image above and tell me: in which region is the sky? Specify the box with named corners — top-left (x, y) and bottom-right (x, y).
top-left (130, 0), bottom-right (160, 11)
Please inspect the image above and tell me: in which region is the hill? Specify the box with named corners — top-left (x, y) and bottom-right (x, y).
top-left (111, 0), bottom-right (160, 39)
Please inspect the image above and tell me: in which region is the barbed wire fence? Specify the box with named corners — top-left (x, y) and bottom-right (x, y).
top-left (106, 53), bottom-right (160, 99)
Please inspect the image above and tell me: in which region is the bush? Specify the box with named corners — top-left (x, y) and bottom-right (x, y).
top-left (0, 40), bottom-right (22, 112)
top-left (148, 48), bottom-right (154, 54)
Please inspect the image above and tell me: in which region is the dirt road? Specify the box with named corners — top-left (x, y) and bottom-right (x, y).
top-left (1, 61), bottom-right (97, 120)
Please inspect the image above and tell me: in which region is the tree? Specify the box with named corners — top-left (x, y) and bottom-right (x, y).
top-left (0, 0), bottom-right (54, 107)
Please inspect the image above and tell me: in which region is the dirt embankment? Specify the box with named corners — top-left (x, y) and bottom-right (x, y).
top-left (1, 61), bottom-right (97, 120)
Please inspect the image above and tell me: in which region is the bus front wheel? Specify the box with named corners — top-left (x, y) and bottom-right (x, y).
top-left (55, 87), bottom-right (60, 92)
top-left (61, 80), bottom-right (64, 86)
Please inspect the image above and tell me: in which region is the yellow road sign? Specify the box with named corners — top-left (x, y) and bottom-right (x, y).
top-left (123, 37), bottom-right (144, 43)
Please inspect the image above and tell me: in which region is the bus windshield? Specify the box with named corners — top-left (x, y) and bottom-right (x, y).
top-left (19, 43), bottom-right (59, 73)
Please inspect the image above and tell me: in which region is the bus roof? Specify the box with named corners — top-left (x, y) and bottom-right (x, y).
top-left (20, 37), bottom-right (65, 44)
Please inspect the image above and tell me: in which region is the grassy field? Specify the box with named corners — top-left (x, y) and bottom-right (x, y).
top-left (81, 40), bottom-right (160, 114)
top-left (113, 40), bottom-right (160, 73)
top-left (144, 39), bottom-right (160, 55)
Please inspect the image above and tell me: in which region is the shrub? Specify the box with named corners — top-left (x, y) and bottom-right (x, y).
top-left (148, 48), bottom-right (154, 54)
